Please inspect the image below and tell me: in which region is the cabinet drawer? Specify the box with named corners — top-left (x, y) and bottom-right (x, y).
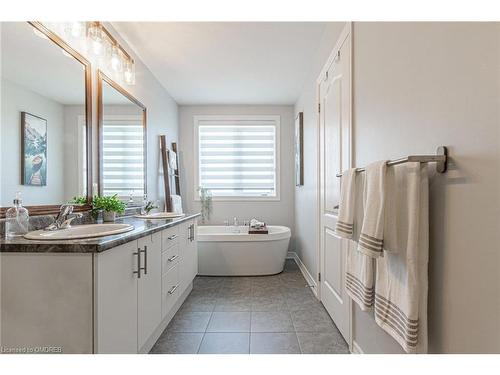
top-left (161, 226), bottom-right (179, 250)
top-left (162, 264), bottom-right (180, 318)
top-left (162, 243), bottom-right (180, 275)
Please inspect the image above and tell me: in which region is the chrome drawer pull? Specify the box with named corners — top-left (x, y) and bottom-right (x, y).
top-left (167, 254), bottom-right (179, 262)
top-left (133, 250), bottom-right (141, 278)
top-left (140, 246), bottom-right (148, 275)
top-left (168, 234), bottom-right (178, 240)
top-left (168, 284), bottom-right (179, 295)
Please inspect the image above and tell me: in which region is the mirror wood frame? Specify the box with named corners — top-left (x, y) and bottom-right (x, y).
top-left (0, 21), bottom-right (93, 218)
top-left (97, 70), bottom-right (147, 200)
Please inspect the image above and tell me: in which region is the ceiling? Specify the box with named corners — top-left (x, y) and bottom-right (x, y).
top-left (111, 22), bottom-right (328, 105)
top-left (2, 22), bottom-right (86, 105)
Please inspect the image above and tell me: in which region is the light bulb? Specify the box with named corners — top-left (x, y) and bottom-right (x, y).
top-left (69, 22), bottom-right (84, 38)
top-left (88, 23), bottom-right (103, 56)
top-left (110, 45), bottom-right (122, 72)
top-left (124, 61), bottom-right (136, 85)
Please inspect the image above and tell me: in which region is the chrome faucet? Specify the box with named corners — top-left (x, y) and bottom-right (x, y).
top-left (44, 204), bottom-right (83, 231)
top-left (231, 217), bottom-right (241, 233)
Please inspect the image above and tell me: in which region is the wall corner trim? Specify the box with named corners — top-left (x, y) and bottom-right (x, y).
top-left (286, 251), bottom-right (318, 297)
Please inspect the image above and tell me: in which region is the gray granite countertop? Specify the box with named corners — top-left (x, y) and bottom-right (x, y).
top-left (0, 213), bottom-right (201, 253)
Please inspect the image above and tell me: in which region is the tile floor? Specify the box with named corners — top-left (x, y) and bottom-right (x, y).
top-left (150, 259), bottom-right (349, 354)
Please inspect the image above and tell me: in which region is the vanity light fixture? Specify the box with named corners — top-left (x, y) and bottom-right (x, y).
top-left (87, 22), bottom-right (104, 56)
top-left (87, 22), bottom-right (136, 85)
top-left (66, 22), bottom-right (85, 39)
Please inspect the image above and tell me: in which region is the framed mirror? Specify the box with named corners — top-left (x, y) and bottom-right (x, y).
top-left (0, 22), bottom-right (92, 217)
top-left (97, 71), bottom-right (147, 204)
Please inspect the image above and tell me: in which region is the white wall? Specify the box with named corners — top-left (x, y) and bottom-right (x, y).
top-left (294, 22), bottom-right (500, 353)
top-left (350, 22), bottom-right (500, 354)
top-left (102, 24), bottom-right (179, 208)
top-left (1, 78), bottom-right (66, 206)
top-left (293, 23), bottom-right (345, 278)
top-left (179, 105), bottom-right (295, 246)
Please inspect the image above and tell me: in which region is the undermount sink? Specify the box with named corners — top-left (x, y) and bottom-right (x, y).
top-left (24, 224), bottom-right (134, 240)
top-left (134, 212), bottom-right (185, 219)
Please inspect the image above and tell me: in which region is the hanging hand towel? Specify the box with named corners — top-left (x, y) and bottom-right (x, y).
top-left (357, 160), bottom-right (388, 258)
top-left (168, 150), bottom-right (177, 171)
top-left (374, 163), bottom-right (429, 353)
top-left (345, 172), bottom-right (375, 311)
top-left (335, 168), bottom-right (357, 239)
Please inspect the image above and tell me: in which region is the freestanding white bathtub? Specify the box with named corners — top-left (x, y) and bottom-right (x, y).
top-left (197, 225), bottom-right (291, 276)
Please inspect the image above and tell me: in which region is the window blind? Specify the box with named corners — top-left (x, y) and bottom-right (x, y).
top-left (102, 115), bottom-right (144, 198)
top-left (198, 119), bottom-right (278, 198)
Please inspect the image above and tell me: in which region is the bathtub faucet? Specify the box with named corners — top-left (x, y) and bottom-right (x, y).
top-left (232, 217), bottom-right (240, 233)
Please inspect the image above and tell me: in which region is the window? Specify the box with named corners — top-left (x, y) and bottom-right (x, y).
top-left (102, 114), bottom-right (145, 199)
top-left (195, 115), bottom-right (280, 200)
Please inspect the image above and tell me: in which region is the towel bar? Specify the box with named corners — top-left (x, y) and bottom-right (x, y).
top-left (336, 146), bottom-right (448, 177)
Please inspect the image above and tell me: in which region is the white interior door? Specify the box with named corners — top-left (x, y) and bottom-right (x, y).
top-left (318, 25), bottom-right (351, 343)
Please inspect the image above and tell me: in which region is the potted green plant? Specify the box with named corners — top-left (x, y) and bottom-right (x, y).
top-left (197, 186), bottom-right (212, 224)
top-left (92, 195), bottom-right (126, 222)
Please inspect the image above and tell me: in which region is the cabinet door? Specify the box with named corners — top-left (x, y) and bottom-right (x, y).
top-left (96, 240), bottom-right (138, 353)
top-left (137, 232), bottom-right (162, 350)
top-left (179, 220), bottom-right (198, 293)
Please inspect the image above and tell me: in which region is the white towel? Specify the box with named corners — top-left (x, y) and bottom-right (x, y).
top-left (358, 160), bottom-right (388, 258)
top-left (374, 163), bottom-right (429, 353)
top-left (335, 168), bottom-right (357, 239)
top-left (345, 172), bottom-right (375, 311)
top-left (170, 195), bottom-right (183, 213)
top-left (168, 150), bottom-right (177, 171)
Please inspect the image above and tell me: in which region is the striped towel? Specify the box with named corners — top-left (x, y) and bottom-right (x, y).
top-left (358, 161), bottom-right (388, 258)
top-left (335, 168), bottom-right (357, 239)
top-left (345, 172), bottom-right (375, 311)
top-left (374, 163), bottom-right (429, 353)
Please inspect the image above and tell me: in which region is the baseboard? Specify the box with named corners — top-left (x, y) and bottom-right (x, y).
top-left (351, 340), bottom-right (364, 354)
top-left (287, 251), bottom-right (318, 298)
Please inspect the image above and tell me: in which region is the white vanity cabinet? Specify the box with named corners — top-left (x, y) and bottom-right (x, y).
top-left (179, 220), bottom-right (198, 292)
top-left (95, 218), bottom-right (198, 354)
top-left (0, 215), bottom-right (200, 354)
top-left (96, 232), bottom-right (163, 353)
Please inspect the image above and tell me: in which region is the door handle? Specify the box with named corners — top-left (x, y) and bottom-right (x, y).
top-left (189, 224), bottom-right (195, 241)
top-left (133, 249), bottom-right (141, 278)
top-left (140, 245), bottom-right (147, 275)
top-left (168, 284), bottom-right (179, 295)
top-left (168, 254), bottom-right (179, 262)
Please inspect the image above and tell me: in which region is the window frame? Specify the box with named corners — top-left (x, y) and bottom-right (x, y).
top-left (193, 115), bottom-right (281, 201)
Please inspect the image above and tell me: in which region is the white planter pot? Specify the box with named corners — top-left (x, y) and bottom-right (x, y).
top-left (102, 211), bottom-right (116, 222)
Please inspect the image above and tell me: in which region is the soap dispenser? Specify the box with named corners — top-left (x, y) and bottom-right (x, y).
top-left (5, 192), bottom-right (29, 238)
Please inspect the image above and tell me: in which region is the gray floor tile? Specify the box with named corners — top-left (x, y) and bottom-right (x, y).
top-left (297, 332), bottom-right (349, 354)
top-left (179, 294), bottom-right (217, 312)
top-left (252, 276), bottom-right (282, 288)
top-left (151, 262), bottom-right (346, 354)
top-left (285, 291), bottom-right (324, 312)
top-left (207, 311), bottom-right (251, 332)
top-left (251, 311), bottom-right (295, 332)
top-left (193, 276), bottom-right (224, 291)
top-left (198, 333), bottom-right (250, 354)
top-left (167, 311), bottom-right (212, 332)
top-left (218, 286), bottom-right (253, 298)
top-left (291, 308), bottom-right (337, 333)
top-left (214, 296), bottom-right (252, 311)
top-left (252, 285), bottom-right (284, 299)
top-left (250, 333), bottom-right (301, 354)
top-left (251, 296), bottom-right (288, 312)
top-left (150, 332), bottom-right (203, 354)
